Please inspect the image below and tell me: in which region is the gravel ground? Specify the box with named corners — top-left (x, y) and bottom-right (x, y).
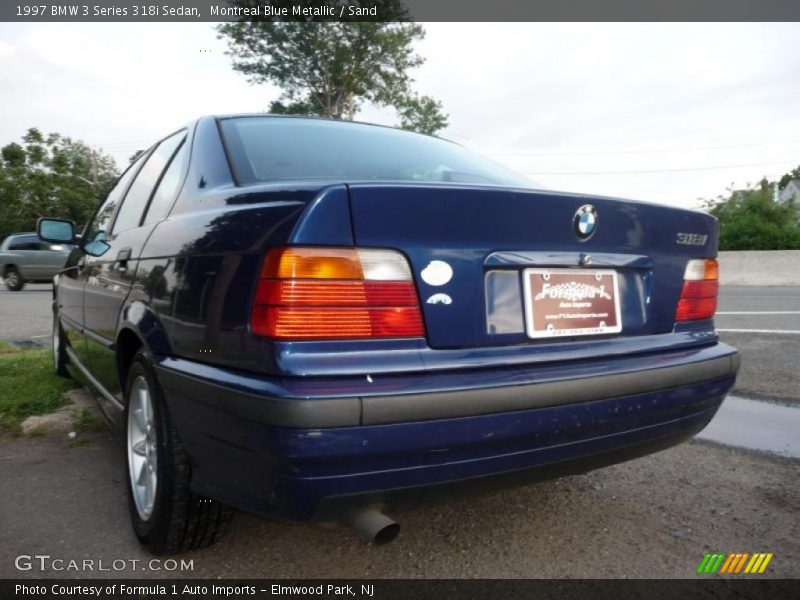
top-left (719, 332), bottom-right (800, 405)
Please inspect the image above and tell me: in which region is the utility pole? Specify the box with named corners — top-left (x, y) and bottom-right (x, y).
top-left (90, 150), bottom-right (98, 186)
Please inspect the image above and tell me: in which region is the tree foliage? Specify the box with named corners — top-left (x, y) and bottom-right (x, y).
top-left (217, 1), bottom-right (448, 134)
top-left (703, 178), bottom-right (800, 250)
top-left (397, 93), bottom-right (448, 136)
top-left (0, 128), bottom-right (118, 241)
top-left (778, 164), bottom-right (800, 190)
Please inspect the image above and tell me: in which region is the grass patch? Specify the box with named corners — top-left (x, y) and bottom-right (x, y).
top-left (73, 405), bottom-right (99, 429)
top-left (0, 345), bottom-right (78, 429)
top-left (23, 426), bottom-right (46, 438)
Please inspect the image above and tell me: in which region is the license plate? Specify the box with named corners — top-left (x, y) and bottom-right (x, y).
top-left (522, 268), bottom-right (622, 339)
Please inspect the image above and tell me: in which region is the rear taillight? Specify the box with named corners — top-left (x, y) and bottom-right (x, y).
top-left (251, 246), bottom-right (425, 340)
top-left (675, 258), bottom-right (719, 322)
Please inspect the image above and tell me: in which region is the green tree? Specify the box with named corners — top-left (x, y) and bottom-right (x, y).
top-left (0, 128), bottom-right (118, 241)
top-left (703, 178), bottom-right (800, 250)
top-left (778, 165), bottom-right (800, 190)
top-left (217, 0), bottom-right (448, 134)
top-left (397, 93), bottom-right (448, 135)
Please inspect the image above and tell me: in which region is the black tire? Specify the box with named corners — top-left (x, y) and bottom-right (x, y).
top-left (124, 350), bottom-right (233, 555)
top-left (4, 267), bottom-right (24, 291)
top-left (52, 314), bottom-right (70, 378)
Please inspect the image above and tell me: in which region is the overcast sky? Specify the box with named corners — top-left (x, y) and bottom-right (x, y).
top-left (1, 22), bottom-right (799, 209)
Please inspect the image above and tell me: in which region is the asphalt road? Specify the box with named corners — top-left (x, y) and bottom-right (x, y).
top-left (715, 287), bottom-right (800, 404)
top-left (0, 285), bottom-right (798, 579)
top-left (0, 282), bottom-right (52, 342)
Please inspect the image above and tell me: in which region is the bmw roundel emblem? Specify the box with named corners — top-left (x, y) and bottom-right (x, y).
top-left (573, 204), bottom-right (598, 240)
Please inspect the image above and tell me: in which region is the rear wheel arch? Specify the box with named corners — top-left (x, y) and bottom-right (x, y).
top-left (3, 265), bottom-right (24, 290)
top-left (116, 328), bottom-right (145, 395)
top-left (3, 263), bottom-right (21, 278)
top-left (116, 295), bottom-right (175, 393)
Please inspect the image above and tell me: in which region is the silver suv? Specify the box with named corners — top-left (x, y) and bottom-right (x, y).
top-left (0, 232), bottom-right (73, 291)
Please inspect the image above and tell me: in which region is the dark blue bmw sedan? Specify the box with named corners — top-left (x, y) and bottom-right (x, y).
top-left (38, 115), bottom-right (739, 554)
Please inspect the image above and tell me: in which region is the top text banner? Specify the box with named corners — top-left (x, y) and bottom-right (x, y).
top-left (4, 0), bottom-right (800, 22)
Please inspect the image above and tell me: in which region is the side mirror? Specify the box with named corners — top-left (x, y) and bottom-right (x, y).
top-left (84, 238), bottom-right (111, 257)
top-left (37, 218), bottom-right (76, 244)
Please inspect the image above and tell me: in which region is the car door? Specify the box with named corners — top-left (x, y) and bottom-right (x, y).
top-left (8, 236), bottom-right (43, 279)
top-left (81, 131), bottom-right (186, 417)
top-left (39, 242), bottom-right (71, 279)
top-left (63, 151), bottom-right (151, 372)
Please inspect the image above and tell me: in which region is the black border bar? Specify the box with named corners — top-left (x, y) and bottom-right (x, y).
top-left (4, 579), bottom-right (800, 599)
top-left (3, 0), bottom-right (800, 22)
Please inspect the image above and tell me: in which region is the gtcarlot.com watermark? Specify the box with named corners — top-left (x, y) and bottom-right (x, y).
top-left (14, 554), bottom-right (194, 572)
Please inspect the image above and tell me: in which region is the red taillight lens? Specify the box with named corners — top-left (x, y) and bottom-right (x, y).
top-left (251, 247), bottom-right (425, 340)
top-left (254, 280), bottom-right (419, 307)
top-left (253, 306), bottom-right (424, 339)
top-left (675, 258), bottom-right (719, 322)
top-left (676, 297), bottom-right (718, 321)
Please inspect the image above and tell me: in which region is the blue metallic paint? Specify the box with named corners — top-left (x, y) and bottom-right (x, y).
top-left (347, 183), bottom-right (717, 348)
top-left (49, 115), bottom-right (738, 526)
top-left (169, 373), bottom-right (733, 521)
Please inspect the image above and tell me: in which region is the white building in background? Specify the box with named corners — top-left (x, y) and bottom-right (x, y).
top-left (779, 179), bottom-right (800, 204)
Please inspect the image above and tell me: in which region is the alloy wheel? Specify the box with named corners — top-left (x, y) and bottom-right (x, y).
top-left (127, 375), bottom-right (158, 521)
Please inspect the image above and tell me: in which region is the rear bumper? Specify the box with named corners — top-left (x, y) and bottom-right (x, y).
top-left (156, 343), bottom-right (739, 428)
top-left (156, 342), bottom-right (739, 520)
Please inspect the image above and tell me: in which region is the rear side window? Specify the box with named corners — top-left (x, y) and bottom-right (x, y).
top-left (86, 150), bottom-right (149, 243)
top-left (219, 117), bottom-right (532, 188)
top-left (8, 237), bottom-right (40, 250)
top-left (143, 140), bottom-right (189, 226)
top-left (112, 131), bottom-right (185, 234)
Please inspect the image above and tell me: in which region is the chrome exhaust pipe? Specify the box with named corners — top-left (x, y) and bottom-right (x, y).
top-left (343, 506), bottom-right (400, 545)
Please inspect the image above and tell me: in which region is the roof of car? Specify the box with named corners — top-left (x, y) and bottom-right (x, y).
top-left (209, 113), bottom-right (448, 142)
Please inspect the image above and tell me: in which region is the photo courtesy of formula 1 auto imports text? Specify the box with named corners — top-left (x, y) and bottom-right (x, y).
top-left (0, 1), bottom-right (798, 599)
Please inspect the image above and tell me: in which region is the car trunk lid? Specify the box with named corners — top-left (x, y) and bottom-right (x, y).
top-left (347, 183), bottom-right (718, 349)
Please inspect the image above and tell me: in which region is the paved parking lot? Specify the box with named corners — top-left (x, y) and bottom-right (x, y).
top-left (0, 285), bottom-right (798, 579)
top-left (715, 287), bottom-right (800, 404)
top-left (0, 282), bottom-right (52, 342)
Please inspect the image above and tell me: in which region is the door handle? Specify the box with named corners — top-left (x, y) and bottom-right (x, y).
top-left (115, 247), bottom-right (132, 272)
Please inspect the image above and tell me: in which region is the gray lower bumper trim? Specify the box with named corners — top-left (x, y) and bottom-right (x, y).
top-left (156, 351), bottom-right (738, 429)
top-left (156, 366), bottom-right (360, 428)
top-left (362, 354), bottom-right (737, 426)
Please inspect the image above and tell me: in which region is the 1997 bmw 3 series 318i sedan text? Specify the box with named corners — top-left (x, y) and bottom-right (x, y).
top-left (38, 116), bottom-right (739, 554)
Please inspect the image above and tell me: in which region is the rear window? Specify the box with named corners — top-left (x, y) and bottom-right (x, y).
top-left (219, 117), bottom-right (532, 188)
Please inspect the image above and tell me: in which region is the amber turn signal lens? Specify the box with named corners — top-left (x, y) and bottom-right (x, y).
top-left (261, 247), bottom-right (364, 280)
top-left (703, 259), bottom-right (719, 281)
